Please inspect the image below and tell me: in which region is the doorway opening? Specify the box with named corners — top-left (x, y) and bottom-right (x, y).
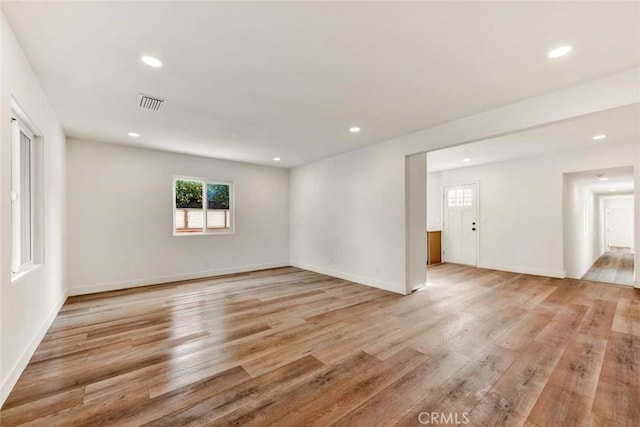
top-left (407, 105), bottom-right (639, 294)
top-left (563, 166), bottom-right (635, 286)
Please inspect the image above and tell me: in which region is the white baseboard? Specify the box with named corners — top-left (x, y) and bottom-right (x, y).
top-left (290, 261), bottom-right (406, 295)
top-left (479, 262), bottom-right (565, 279)
top-left (68, 262), bottom-right (289, 296)
top-left (0, 291), bottom-right (67, 407)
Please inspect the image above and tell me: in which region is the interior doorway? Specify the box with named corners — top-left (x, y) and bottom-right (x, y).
top-left (563, 166), bottom-right (635, 286)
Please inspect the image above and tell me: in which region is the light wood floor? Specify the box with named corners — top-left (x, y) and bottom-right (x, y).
top-left (582, 247), bottom-right (635, 286)
top-left (1, 265), bottom-right (639, 426)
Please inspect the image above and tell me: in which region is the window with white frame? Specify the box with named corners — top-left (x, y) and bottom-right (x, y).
top-left (173, 177), bottom-right (233, 234)
top-left (11, 117), bottom-right (35, 274)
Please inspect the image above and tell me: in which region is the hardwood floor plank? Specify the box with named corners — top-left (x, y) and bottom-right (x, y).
top-left (0, 387), bottom-right (85, 426)
top-left (272, 348), bottom-right (429, 427)
top-left (142, 354), bottom-right (331, 426)
top-left (527, 334), bottom-right (607, 426)
top-left (85, 366), bottom-right (250, 426)
top-left (468, 341), bottom-right (564, 426)
top-left (535, 303), bottom-right (589, 347)
top-left (391, 344), bottom-right (519, 426)
top-left (591, 331), bottom-right (640, 426)
top-left (493, 311), bottom-right (552, 351)
top-left (611, 296), bottom-right (640, 336)
top-left (577, 299), bottom-right (617, 340)
top-left (331, 349), bottom-right (472, 426)
top-left (211, 352), bottom-right (381, 426)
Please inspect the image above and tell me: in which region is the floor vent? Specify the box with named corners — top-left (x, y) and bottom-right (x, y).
top-left (138, 94), bottom-right (166, 111)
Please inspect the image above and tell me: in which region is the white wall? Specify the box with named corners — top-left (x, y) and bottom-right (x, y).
top-left (438, 142), bottom-right (637, 279)
top-left (67, 139), bottom-right (289, 294)
top-left (426, 170), bottom-right (443, 231)
top-left (0, 12), bottom-right (67, 405)
top-left (564, 177), bottom-right (601, 279)
top-left (290, 141), bottom-right (407, 294)
top-left (406, 153), bottom-right (427, 293)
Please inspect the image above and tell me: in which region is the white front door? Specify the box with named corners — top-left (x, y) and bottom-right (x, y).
top-left (443, 184), bottom-right (478, 266)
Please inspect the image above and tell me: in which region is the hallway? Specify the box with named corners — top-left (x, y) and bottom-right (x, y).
top-left (582, 247), bottom-right (635, 286)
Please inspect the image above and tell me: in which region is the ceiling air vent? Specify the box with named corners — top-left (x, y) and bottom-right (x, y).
top-left (138, 93), bottom-right (166, 112)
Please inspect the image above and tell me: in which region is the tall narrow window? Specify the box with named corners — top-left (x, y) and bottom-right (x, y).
top-left (11, 117), bottom-right (34, 274)
top-left (174, 177), bottom-right (233, 235)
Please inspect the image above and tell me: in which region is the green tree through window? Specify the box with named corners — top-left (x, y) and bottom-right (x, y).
top-left (207, 184), bottom-right (230, 209)
top-left (175, 180), bottom-right (202, 208)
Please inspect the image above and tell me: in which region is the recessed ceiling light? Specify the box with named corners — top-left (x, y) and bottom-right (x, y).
top-left (592, 134), bottom-right (607, 140)
top-left (141, 55), bottom-right (162, 68)
top-left (547, 45), bottom-right (573, 58)
top-left (273, 157), bottom-right (281, 162)
top-left (349, 127), bottom-right (361, 133)
top-left (608, 189), bottom-right (616, 192)
top-left (599, 177), bottom-right (609, 181)
top-left (463, 158), bottom-right (471, 162)
top-left (127, 132), bottom-right (140, 137)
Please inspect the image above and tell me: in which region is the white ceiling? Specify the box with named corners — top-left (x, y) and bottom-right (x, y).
top-left (3, 1), bottom-right (640, 167)
top-left (566, 166), bottom-right (635, 195)
top-left (427, 103), bottom-right (640, 172)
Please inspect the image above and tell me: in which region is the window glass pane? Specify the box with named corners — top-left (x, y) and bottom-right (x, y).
top-left (448, 198), bottom-right (456, 207)
top-left (207, 210), bottom-right (227, 228)
top-left (175, 210), bottom-right (185, 229)
top-left (456, 198), bottom-right (464, 206)
top-left (187, 210), bottom-right (204, 229)
top-left (175, 180), bottom-right (203, 233)
top-left (207, 183), bottom-right (230, 230)
top-left (464, 189), bottom-right (472, 197)
top-left (207, 184), bottom-right (229, 210)
top-left (456, 189), bottom-right (464, 198)
top-left (20, 131), bottom-right (31, 264)
top-left (464, 197), bottom-right (472, 206)
top-left (448, 190), bottom-right (456, 199)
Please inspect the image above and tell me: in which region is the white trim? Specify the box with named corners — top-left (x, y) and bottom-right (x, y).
top-left (290, 261), bottom-right (407, 295)
top-left (10, 263), bottom-right (42, 284)
top-left (10, 114), bottom-right (36, 276)
top-left (479, 262), bottom-right (565, 279)
top-left (172, 230), bottom-right (235, 237)
top-left (0, 291), bottom-right (67, 407)
top-left (10, 96), bottom-right (42, 135)
top-left (68, 262), bottom-right (288, 296)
